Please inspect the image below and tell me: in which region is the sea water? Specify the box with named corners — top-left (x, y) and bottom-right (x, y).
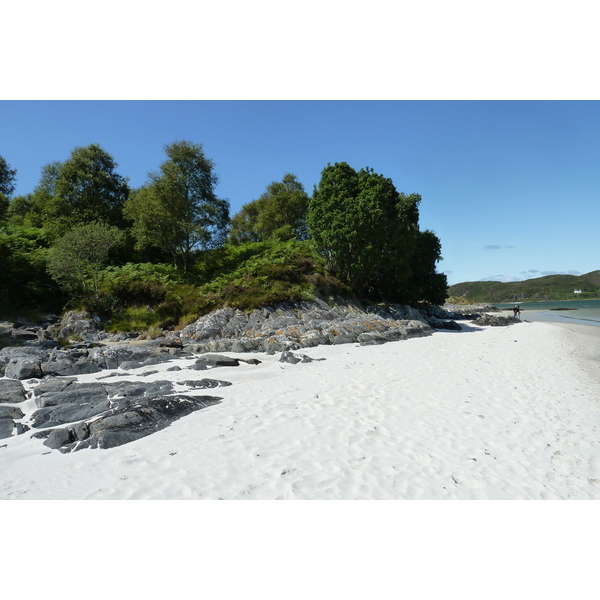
top-left (494, 299), bottom-right (600, 327)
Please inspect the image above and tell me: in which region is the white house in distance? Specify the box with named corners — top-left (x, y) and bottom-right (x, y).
top-left (574, 289), bottom-right (582, 294)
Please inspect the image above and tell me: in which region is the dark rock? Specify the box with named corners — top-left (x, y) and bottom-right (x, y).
top-left (41, 395), bottom-right (222, 452)
top-left (189, 362), bottom-right (208, 371)
top-left (194, 354), bottom-right (240, 367)
top-left (141, 356), bottom-right (165, 366)
top-left (0, 379), bottom-right (27, 403)
top-left (72, 420), bottom-right (90, 441)
top-left (50, 311), bottom-right (101, 342)
top-left (118, 360), bottom-right (144, 370)
top-left (102, 380), bottom-right (174, 399)
top-left (471, 314), bottom-right (520, 327)
top-left (166, 365), bottom-right (182, 372)
top-left (0, 346), bottom-right (48, 364)
top-left (45, 427), bottom-right (75, 449)
top-left (182, 378), bottom-right (232, 389)
top-left (34, 381), bottom-right (106, 408)
top-left (428, 318), bottom-right (462, 331)
top-left (33, 376), bottom-right (75, 397)
top-left (279, 351), bottom-right (316, 364)
top-left (15, 423), bottom-right (30, 435)
top-left (0, 405), bottom-right (25, 419)
top-left (41, 355), bottom-right (102, 377)
top-left (32, 397), bottom-right (112, 429)
top-left (357, 331), bottom-right (400, 346)
top-left (5, 359), bottom-right (43, 380)
top-left (87, 344), bottom-right (161, 371)
top-left (40, 341), bottom-right (61, 350)
top-left (157, 337), bottom-right (183, 349)
top-left (442, 303), bottom-right (500, 319)
top-left (10, 328), bottom-right (40, 342)
top-left (0, 417), bottom-right (14, 439)
top-left (279, 351), bottom-right (300, 364)
top-left (40, 358), bottom-right (75, 376)
top-left (31, 381), bottom-right (110, 427)
top-left (70, 360), bottom-right (103, 375)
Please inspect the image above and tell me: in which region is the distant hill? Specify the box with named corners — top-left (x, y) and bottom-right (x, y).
top-left (447, 271), bottom-right (600, 303)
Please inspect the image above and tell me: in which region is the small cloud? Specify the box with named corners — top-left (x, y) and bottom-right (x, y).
top-left (568, 270), bottom-right (581, 275)
top-left (484, 245), bottom-right (501, 250)
top-left (479, 274), bottom-right (522, 282)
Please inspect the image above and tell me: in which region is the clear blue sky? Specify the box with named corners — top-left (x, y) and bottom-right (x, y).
top-left (2, 100), bottom-right (598, 286)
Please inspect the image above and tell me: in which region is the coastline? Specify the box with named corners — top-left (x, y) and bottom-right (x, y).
top-left (2, 318), bottom-right (600, 499)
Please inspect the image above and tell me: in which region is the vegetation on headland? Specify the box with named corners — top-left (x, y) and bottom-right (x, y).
top-left (0, 145), bottom-right (447, 332)
top-left (448, 271), bottom-right (600, 304)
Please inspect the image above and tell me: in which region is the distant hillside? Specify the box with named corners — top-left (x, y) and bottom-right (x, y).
top-left (448, 271), bottom-right (600, 303)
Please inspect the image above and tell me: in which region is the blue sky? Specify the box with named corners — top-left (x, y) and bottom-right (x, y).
top-left (2, 100), bottom-right (598, 285)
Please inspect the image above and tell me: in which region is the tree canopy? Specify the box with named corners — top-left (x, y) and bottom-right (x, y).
top-left (124, 141), bottom-right (230, 270)
top-left (307, 162), bottom-right (446, 304)
top-left (46, 221), bottom-right (124, 307)
top-left (1, 144), bottom-right (449, 322)
top-left (229, 173), bottom-right (309, 244)
top-left (0, 155), bottom-right (17, 198)
top-left (21, 147), bottom-right (129, 238)
top-left (0, 155), bottom-right (17, 221)
top-left (50, 145), bottom-right (129, 235)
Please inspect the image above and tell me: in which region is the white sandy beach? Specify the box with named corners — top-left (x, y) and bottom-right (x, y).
top-left (2, 319), bottom-right (600, 500)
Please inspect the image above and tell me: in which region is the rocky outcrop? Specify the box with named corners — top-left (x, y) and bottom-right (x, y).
top-left (0, 341), bottom-right (189, 380)
top-left (0, 418), bottom-right (15, 439)
top-left (471, 314), bottom-right (521, 327)
top-left (32, 395), bottom-right (222, 452)
top-left (86, 344), bottom-right (187, 371)
top-left (48, 311), bottom-right (103, 342)
top-left (441, 303), bottom-right (500, 320)
top-left (0, 390), bottom-right (27, 439)
top-left (176, 298), bottom-right (444, 353)
top-left (0, 346), bottom-right (48, 378)
top-left (0, 379), bottom-right (27, 403)
top-left (29, 376), bottom-right (231, 429)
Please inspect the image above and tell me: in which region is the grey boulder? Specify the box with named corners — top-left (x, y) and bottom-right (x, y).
top-left (0, 379), bottom-right (27, 403)
top-left (5, 359), bottom-right (42, 380)
top-left (0, 417), bottom-right (14, 439)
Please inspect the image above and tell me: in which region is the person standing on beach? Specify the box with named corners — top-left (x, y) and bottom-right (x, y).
top-left (513, 305), bottom-right (521, 319)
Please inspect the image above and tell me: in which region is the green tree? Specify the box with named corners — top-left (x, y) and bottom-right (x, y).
top-left (47, 221), bottom-right (124, 306)
top-left (37, 146), bottom-right (129, 237)
top-left (307, 162), bottom-right (446, 304)
top-left (0, 155), bottom-right (17, 221)
top-left (228, 201), bottom-right (262, 245)
top-left (0, 224), bottom-right (63, 312)
top-left (6, 194), bottom-right (33, 225)
top-left (0, 155), bottom-right (17, 198)
top-left (409, 229), bottom-right (448, 305)
top-left (124, 141), bottom-right (230, 270)
top-left (229, 173), bottom-right (309, 244)
top-left (19, 162), bottom-right (62, 228)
